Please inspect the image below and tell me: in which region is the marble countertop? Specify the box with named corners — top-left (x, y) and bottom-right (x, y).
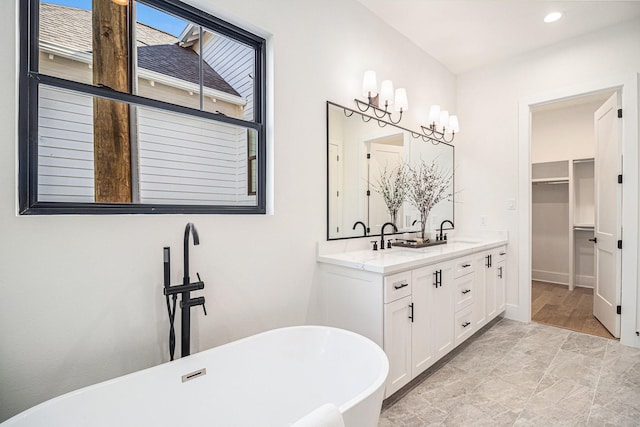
top-left (317, 236), bottom-right (508, 274)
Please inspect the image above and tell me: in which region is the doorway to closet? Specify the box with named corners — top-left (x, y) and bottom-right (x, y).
top-left (530, 90), bottom-right (619, 340)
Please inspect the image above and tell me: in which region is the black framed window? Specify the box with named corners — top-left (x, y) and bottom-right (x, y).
top-left (19, 0), bottom-right (266, 214)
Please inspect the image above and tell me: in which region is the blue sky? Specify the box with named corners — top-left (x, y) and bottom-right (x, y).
top-left (44, 0), bottom-right (188, 37)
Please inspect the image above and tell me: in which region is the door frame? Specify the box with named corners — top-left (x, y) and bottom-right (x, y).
top-left (515, 73), bottom-right (640, 347)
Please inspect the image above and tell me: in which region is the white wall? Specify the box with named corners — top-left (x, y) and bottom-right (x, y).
top-left (0, 0), bottom-right (455, 421)
top-left (455, 18), bottom-right (640, 345)
top-left (531, 100), bottom-right (602, 163)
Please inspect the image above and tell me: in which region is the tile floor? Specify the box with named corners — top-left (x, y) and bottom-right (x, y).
top-left (378, 318), bottom-right (640, 426)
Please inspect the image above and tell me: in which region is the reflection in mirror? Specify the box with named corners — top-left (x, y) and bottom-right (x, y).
top-left (327, 102), bottom-right (454, 240)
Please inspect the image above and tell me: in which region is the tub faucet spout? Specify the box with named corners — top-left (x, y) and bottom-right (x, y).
top-left (183, 222), bottom-right (199, 285)
top-left (163, 222), bottom-right (206, 360)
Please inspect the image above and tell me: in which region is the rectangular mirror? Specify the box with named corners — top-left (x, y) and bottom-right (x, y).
top-left (327, 101), bottom-right (454, 240)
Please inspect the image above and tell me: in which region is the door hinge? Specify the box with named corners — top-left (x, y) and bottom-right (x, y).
top-left (618, 108), bottom-right (623, 118)
top-left (336, 190), bottom-right (339, 197)
top-left (366, 190), bottom-right (370, 197)
top-left (366, 153), bottom-right (371, 159)
top-left (618, 240), bottom-right (622, 249)
top-left (617, 305), bottom-right (621, 315)
top-left (336, 155), bottom-right (340, 162)
top-left (618, 174), bottom-right (623, 184)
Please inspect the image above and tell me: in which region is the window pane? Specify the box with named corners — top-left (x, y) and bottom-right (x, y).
top-left (201, 27), bottom-right (255, 121)
top-left (39, 1), bottom-right (132, 91)
top-left (137, 108), bottom-right (258, 205)
top-left (134, 2), bottom-right (203, 109)
top-left (38, 85), bottom-right (96, 202)
top-left (37, 84), bottom-right (259, 206)
top-left (39, 1), bottom-right (95, 84)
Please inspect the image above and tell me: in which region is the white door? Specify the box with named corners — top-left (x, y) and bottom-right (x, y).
top-left (368, 141), bottom-right (403, 231)
top-left (593, 93), bottom-right (622, 338)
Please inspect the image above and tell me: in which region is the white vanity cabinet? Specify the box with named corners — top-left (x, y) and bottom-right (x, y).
top-left (453, 255), bottom-right (475, 346)
top-left (412, 262), bottom-right (454, 376)
top-left (317, 239), bottom-right (508, 399)
top-left (473, 246), bottom-right (507, 330)
top-left (383, 262), bottom-right (454, 397)
top-left (383, 272), bottom-right (412, 395)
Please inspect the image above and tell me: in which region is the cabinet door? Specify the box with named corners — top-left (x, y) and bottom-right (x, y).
top-left (431, 262), bottom-right (454, 361)
top-left (496, 260), bottom-right (506, 313)
top-left (484, 252), bottom-right (497, 320)
top-left (472, 253), bottom-right (486, 328)
top-left (383, 295), bottom-right (412, 397)
top-left (410, 266), bottom-right (436, 378)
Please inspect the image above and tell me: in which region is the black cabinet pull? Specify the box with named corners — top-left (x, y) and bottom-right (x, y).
top-left (462, 263), bottom-right (471, 268)
top-left (462, 321), bottom-right (471, 328)
top-left (499, 252), bottom-right (506, 256)
top-left (462, 289), bottom-right (471, 294)
top-left (589, 237), bottom-right (597, 243)
top-left (394, 283), bottom-right (409, 290)
top-left (409, 303), bottom-right (414, 322)
top-left (432, 269), bottom-right (443, 287)
top-left (498, 267), bottom-right (503, 279)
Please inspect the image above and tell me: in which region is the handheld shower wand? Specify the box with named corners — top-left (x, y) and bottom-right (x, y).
top-left (163, 247), bottom-right (177, 361)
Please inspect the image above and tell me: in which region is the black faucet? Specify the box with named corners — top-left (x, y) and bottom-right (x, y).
top-left (352, 221), bottom-right (368, 237)
top-left (438, 220), bottom-right (454, 241)
top-left (163, 223), bottom-right (207, 360)
top-left (380, 222), bottom-right (398, 250)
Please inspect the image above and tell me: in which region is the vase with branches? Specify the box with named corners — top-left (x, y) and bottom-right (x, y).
top-left (373, 164), bottom-right (408, 226)
top-left (406, 160), bottom-right (453, 240)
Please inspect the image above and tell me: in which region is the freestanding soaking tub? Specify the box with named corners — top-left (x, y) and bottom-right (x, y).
top-left (3, 326), bottom-right (389, 427)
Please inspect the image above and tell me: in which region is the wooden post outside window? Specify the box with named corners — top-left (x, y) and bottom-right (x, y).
top-left (92, 0), bottom-right (132, 203)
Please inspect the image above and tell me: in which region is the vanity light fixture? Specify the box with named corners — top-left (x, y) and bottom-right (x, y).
top-left (420, 104), bottom-right (459, 143)
top-left (355, 70), bottom-right (408, 124)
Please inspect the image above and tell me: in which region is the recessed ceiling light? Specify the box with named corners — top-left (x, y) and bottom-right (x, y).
top-left (544, 12), bottom-right (563, 23)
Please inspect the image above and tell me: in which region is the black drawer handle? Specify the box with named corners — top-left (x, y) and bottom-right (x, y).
top-left (462, 289), bottom-right (471, 294)
top-left (462, 321), bottom-right (471, 328)
top-left (409, 303), bottom-right (414, 322)
top-left (499, 252), bottom-right (506, 256)
top-left (394, 283), bottom-right (409, 290)
top-left (462, 263), bottom-right (471, 268)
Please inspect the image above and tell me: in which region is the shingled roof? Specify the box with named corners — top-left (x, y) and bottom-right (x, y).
top-left (39, 2), bottom-right (239, 96)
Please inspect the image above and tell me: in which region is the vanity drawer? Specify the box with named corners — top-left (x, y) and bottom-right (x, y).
top-left (495, 247), bottom-right (507, 262)
top-left (454, 274), bottom-right (474, 311)
top-left (384, 271), bottom-right (412, 303)
top-left (454, 306), bottom-right (474, 346)
top-left (453, 257), bottom-right (474, 278)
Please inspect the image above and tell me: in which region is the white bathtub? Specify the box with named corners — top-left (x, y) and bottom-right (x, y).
top-left (3, 326), bottom-right (389, 427)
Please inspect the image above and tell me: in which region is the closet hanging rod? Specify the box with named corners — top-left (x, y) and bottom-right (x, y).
top-left (532, 179), bottom-right (569, 185)
top-left (573, 158), bottom-right (595, 164)
top-left (574, 226), bottom-right (595, 231)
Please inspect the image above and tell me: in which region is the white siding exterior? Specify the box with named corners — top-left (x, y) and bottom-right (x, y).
top-left (201, 33), bottom-right (255, 121)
